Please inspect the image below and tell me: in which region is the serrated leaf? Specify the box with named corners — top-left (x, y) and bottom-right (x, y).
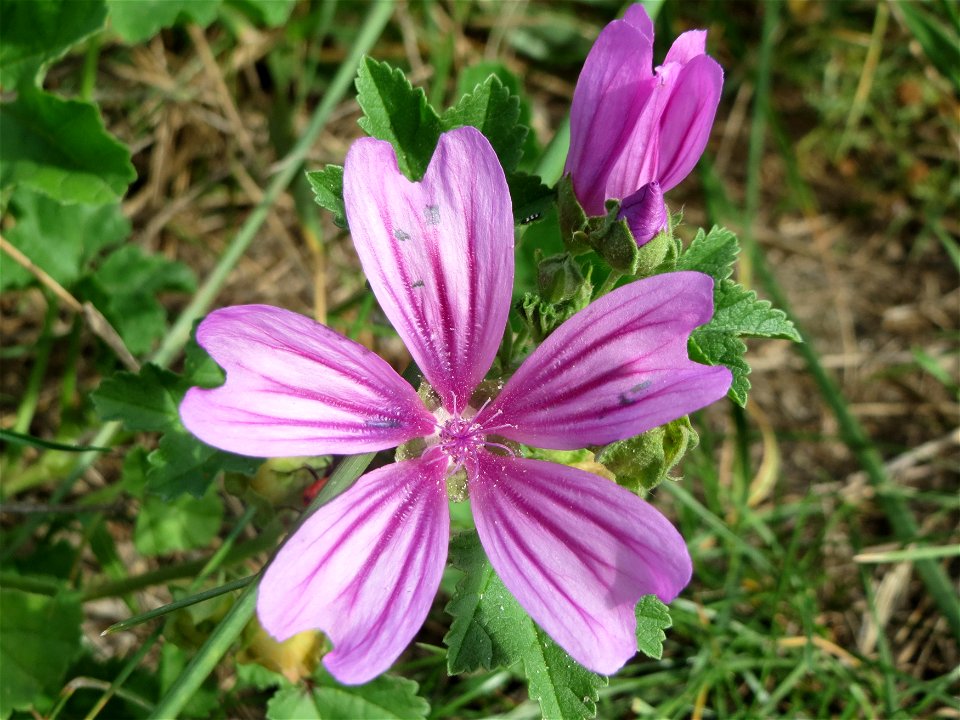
top-left (0, 87), bottom-right (135, 204)
top-left (634, 595), bottom-right (672, 660)
top-left (709, 280), bottom-right (802, 341)
top-left (266, 670), bottom-right (429, 720)
top-left (689, 327), bottom-right (750, 406)
top-left (441, 74), bottom-right (526, 173)
top-left (355, 57), bottom-right (441, 180)
top-left (0, 589), bottom-right (83, 717)
top-left (146, 431), bottom-right (260, 499)
top-left (306, 165), bottom-right (346, 227)
top-left (675, 225), bottom-right (739, 282)
top-left (0, 0), bottom-right (107, 89)
top-left (92, 364), bottom-right (183, 432)
top-left (134, 485), bottom-right (224, 556)
top-left (445, 532), bottom-right (606, 720)
top-left (107, 0), bottom-right (220, 44)
top-left (1, 188), bottom-right (129, 291)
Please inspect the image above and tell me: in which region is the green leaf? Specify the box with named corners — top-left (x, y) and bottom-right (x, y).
top-left (675, 225), bottom-right (739, 282)
top-left (227, 0), bottom-right (297, 27)
top-left (445, 532), bottom-right (606, 720)
top-left (596, 415), bottom-right (699, 493)
top-left (441, 74), bottom-right (527, 173)
top-left (634, 595), bottom-right (672, 660)
top-left (92, 364), bottom-right (183, 432)
top-left (0, 589), bottom-right (83, 717)
top-left (689, 279), bottom-right (801, 406)
top-left (134, 485), bottom-right (224, 556)
top-left (0, 0), bottom-right (107, 89)
top-left (146, 431), bottom-right (261, 499)
top-left (107, 0), bottom-right (220, 44)
top-left (0, 428), bottom-right (110, 453)
top-left (266, 670), bottom-right (429, 720)
top-left (355, 57), bottom-right (441, 180)
top-left (0, 87), bottom-right (135, 204)
top-left (0, 188), bottom-right (129, 291)
top-left (306, 164), bottom-right (346, 228)
top-left (84, 244), bottom-right (196, 354)
top-left (508, 172), bottom-right (554, 226)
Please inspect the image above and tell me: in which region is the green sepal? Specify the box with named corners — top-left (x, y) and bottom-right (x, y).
top-left (518, 264), bottom-right (593, 342)
top-left (582, 199), bottom-right (641, 275)
top-left (595, 415), bottom-right (699, 493)
top-left (537, 251), bottom-right (585, 304)
top-left (557, 174), bottom-right (589, 253)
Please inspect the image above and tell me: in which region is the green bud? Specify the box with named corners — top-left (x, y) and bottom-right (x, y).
top-left (596, 415), bottom-right (699, 493)
top-left (537, 251), bottom-right (586, 303)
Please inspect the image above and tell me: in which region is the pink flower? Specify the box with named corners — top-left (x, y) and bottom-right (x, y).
top-left (180, 127), bottom-right (731, 684)
top-left (564, 5), bottom-right (724, 244)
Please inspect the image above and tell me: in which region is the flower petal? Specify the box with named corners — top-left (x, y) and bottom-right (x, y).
top-left (663, 29), bottom-right (707, 66)
top-left (469, 453), bottom-right (691, 675)
top-left (619, 181), bottom-right (668, 246)
top-left (179, 305), bottom-right (435, 457)
top-left (564, 9), bottom-right (656, 215)
top-left (343, 127), bottom-right (514, 414)
top-left (656, 55), bottom-right (723, 192)
top-left (258, 455), bottom-right (449, 684)
top-left (478, 272), bottom-right (732, 449)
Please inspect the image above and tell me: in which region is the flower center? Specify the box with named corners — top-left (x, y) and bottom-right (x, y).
top-left (438, 415), bottom-right (486, 471)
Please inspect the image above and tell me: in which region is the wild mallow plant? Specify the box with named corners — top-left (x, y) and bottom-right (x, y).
top-left (105, 5), bottom-right (799, 717)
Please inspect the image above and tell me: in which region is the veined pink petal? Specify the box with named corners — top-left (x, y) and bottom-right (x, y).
top-left (564, 11), bottom-right (656, 215)
top-left (469, 453), bottom-right (692, 675)
top-left (478, 272), bottom-right (732, 449)
top-left (663, 29), bottom-right (707, 66)
top-left (343, 127), bottom-right (513, 414)
top-left (179, 305), bottom-right (435, 457)
top-left (602, 63), bottom-right (680, 204)
top-left (258, 455), bottom-right (449, 684)
top-left (656, 55), bottom-right (723, 192)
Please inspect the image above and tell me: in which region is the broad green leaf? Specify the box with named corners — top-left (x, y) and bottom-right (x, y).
top-left (84, 244), bottom-right (195, 354)
top-left (456, 61), bottom-right (539, 171)
top-left (107, 0), bottom-right (220, 43)
top-left (596, 415), bottom-right (699, 493)
top-left (183, 332), bottom-right (226, 389)
top-left (92, 364), bottom-right (183, 432)
top-left (0, 0), bottom-right (106, 89)
top-left (441, 74), bottom-right (527, 173)
top-left (266, 670), bottom-right (429, 720)
top-left (227, 0), bottom-right (297, 27)
top-left (709, 279), bottom-right (803, 341)
top-left (1, 188), bottom-right (129, 291)
top-left (355, 57), bottom-right (441, 180)
top-left (445, 532), bottom-right (606, 720)
top-left (0, 589), bottom-right (83, 717)
top-left (0, 87), bottom-right (135, 204)
top-left (134, 485), bottom-right (224, 556)
top-left (306, 164), bottom-right (346, 228)
top-left (634, 595), bottom-right (672, 660)
top-left (146, 430), bottom-right (261, 499)
top-left (508, 172), bottom-right (554, 226)
top-left (675, 225), bottom-right (739, 282)
top-left (689, 279), bottom-right (801, 406)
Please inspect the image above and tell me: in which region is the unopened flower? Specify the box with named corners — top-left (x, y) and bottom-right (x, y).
top-left (564, 5), bottom-right (724, 244)
top-left (180, 127), bottom-right (731, 684)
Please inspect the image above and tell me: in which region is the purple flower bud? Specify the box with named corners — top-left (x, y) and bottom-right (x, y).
top-left (564, 5), bottom-right (723, 218)
top-left (619, 181), bottom-right (668, 246)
